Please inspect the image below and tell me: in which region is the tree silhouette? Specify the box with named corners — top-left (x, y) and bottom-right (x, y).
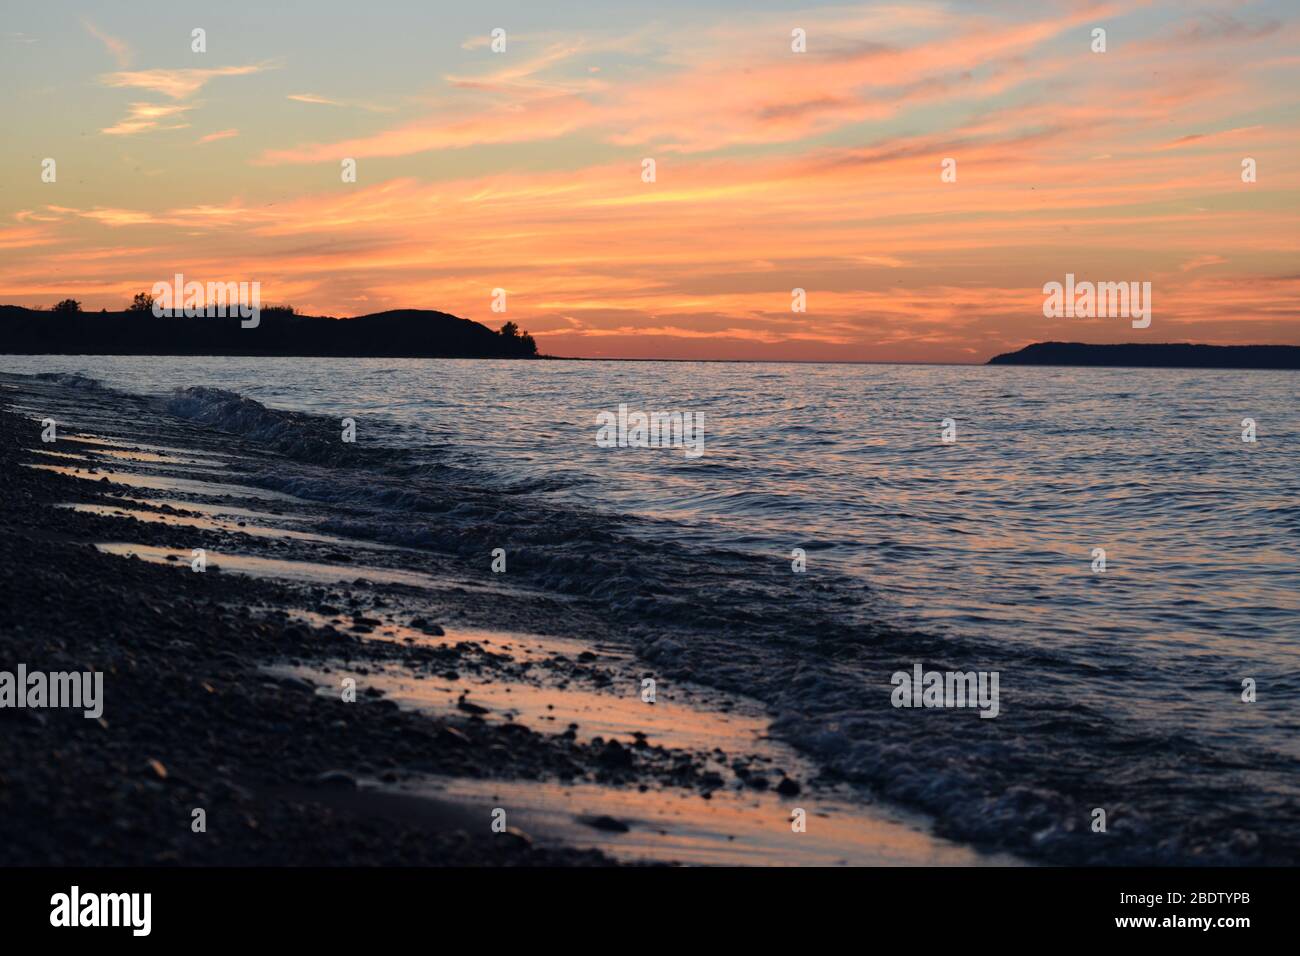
top-left (497, 321), bottom-right (536, 354)
top-left (51, 299), bottom-right (82, 314)
top-left (127, 292), bottom-right (155, 312)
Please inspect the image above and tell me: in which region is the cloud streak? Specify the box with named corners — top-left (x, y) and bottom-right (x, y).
top-left (100, 64), bottom-right (269, 99)
top-left (101, 102), bottom-right (191, 136)
top-left (81, 18), bottom-right (130, 68)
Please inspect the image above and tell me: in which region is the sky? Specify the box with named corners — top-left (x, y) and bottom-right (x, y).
top-left (1, 0), bottom-right (1297, 363)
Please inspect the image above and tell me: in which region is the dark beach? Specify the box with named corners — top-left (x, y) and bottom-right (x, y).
top-left (0, 382), bottom-right (608, 864)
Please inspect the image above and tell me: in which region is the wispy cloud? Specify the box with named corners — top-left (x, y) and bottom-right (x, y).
top-left (445, 42), bottom-right (592, 95)
top-left (257, 7), bottom-right (1106, 163)
top-left (197, 128), bottom-right (240, 144)
top-left (287, 93), bottom-right (394, 113)
top-left (101, 102), bottom-right (191, 136)
top-left (100, 64), bottom-right (269, 99)
top-left (258, 91), bottom-right (596, 164)
top-left (1180, 255), bottom-right (1228, 272)
top-left (98, 63), bottom-right (271, 139)
top-left (81, 18), bottom-right (130, 68)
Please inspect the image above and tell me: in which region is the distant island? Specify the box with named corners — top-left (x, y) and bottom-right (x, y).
top-left (0, 302), bottom-right (539, 359)
top-left (988, 342), bottom-right (1300, 370)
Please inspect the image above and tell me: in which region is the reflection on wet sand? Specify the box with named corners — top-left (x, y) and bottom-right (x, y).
top-left (24, 463), bottom-right (302, 501)
top-left (264, 623), bottom-right (1022, 867)
top-left (389, 775), bottom-right (1016, 866)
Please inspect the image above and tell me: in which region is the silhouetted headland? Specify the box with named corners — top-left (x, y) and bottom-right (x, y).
top-left (988, 342), bottom-right (1300, 369)
top-left (0, 304), bottom-right (539, 358)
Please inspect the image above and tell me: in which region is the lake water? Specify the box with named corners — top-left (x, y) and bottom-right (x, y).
top-left (5, 354), bottom-right (1297, 863)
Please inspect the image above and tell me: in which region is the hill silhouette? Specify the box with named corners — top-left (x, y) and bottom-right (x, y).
top-left (988, 342), bottom-right (1300, 369)
top-left (0, 305), bottom-right (539, 358)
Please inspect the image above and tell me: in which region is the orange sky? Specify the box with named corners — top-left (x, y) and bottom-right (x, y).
top-left (2, 1), bottom-right (1297, 362)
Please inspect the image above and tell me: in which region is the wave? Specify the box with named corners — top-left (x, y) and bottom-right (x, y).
top-left (162, 386), bottom-right (361, 465)
top-left (31, 371), bottom-right (115, 392)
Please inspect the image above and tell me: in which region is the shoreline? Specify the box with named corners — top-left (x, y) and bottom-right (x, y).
top-left (6, 350), bottom-right (1300, 370)
top-left (0, 371), bottom-right (999, 866)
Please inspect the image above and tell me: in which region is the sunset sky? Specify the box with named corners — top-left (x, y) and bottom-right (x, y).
top-left (2, 0), bottom-right (1297, 362)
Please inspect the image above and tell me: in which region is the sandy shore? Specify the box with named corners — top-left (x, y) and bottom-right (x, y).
top-left (0, 372), bottom-right (1011, 866)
